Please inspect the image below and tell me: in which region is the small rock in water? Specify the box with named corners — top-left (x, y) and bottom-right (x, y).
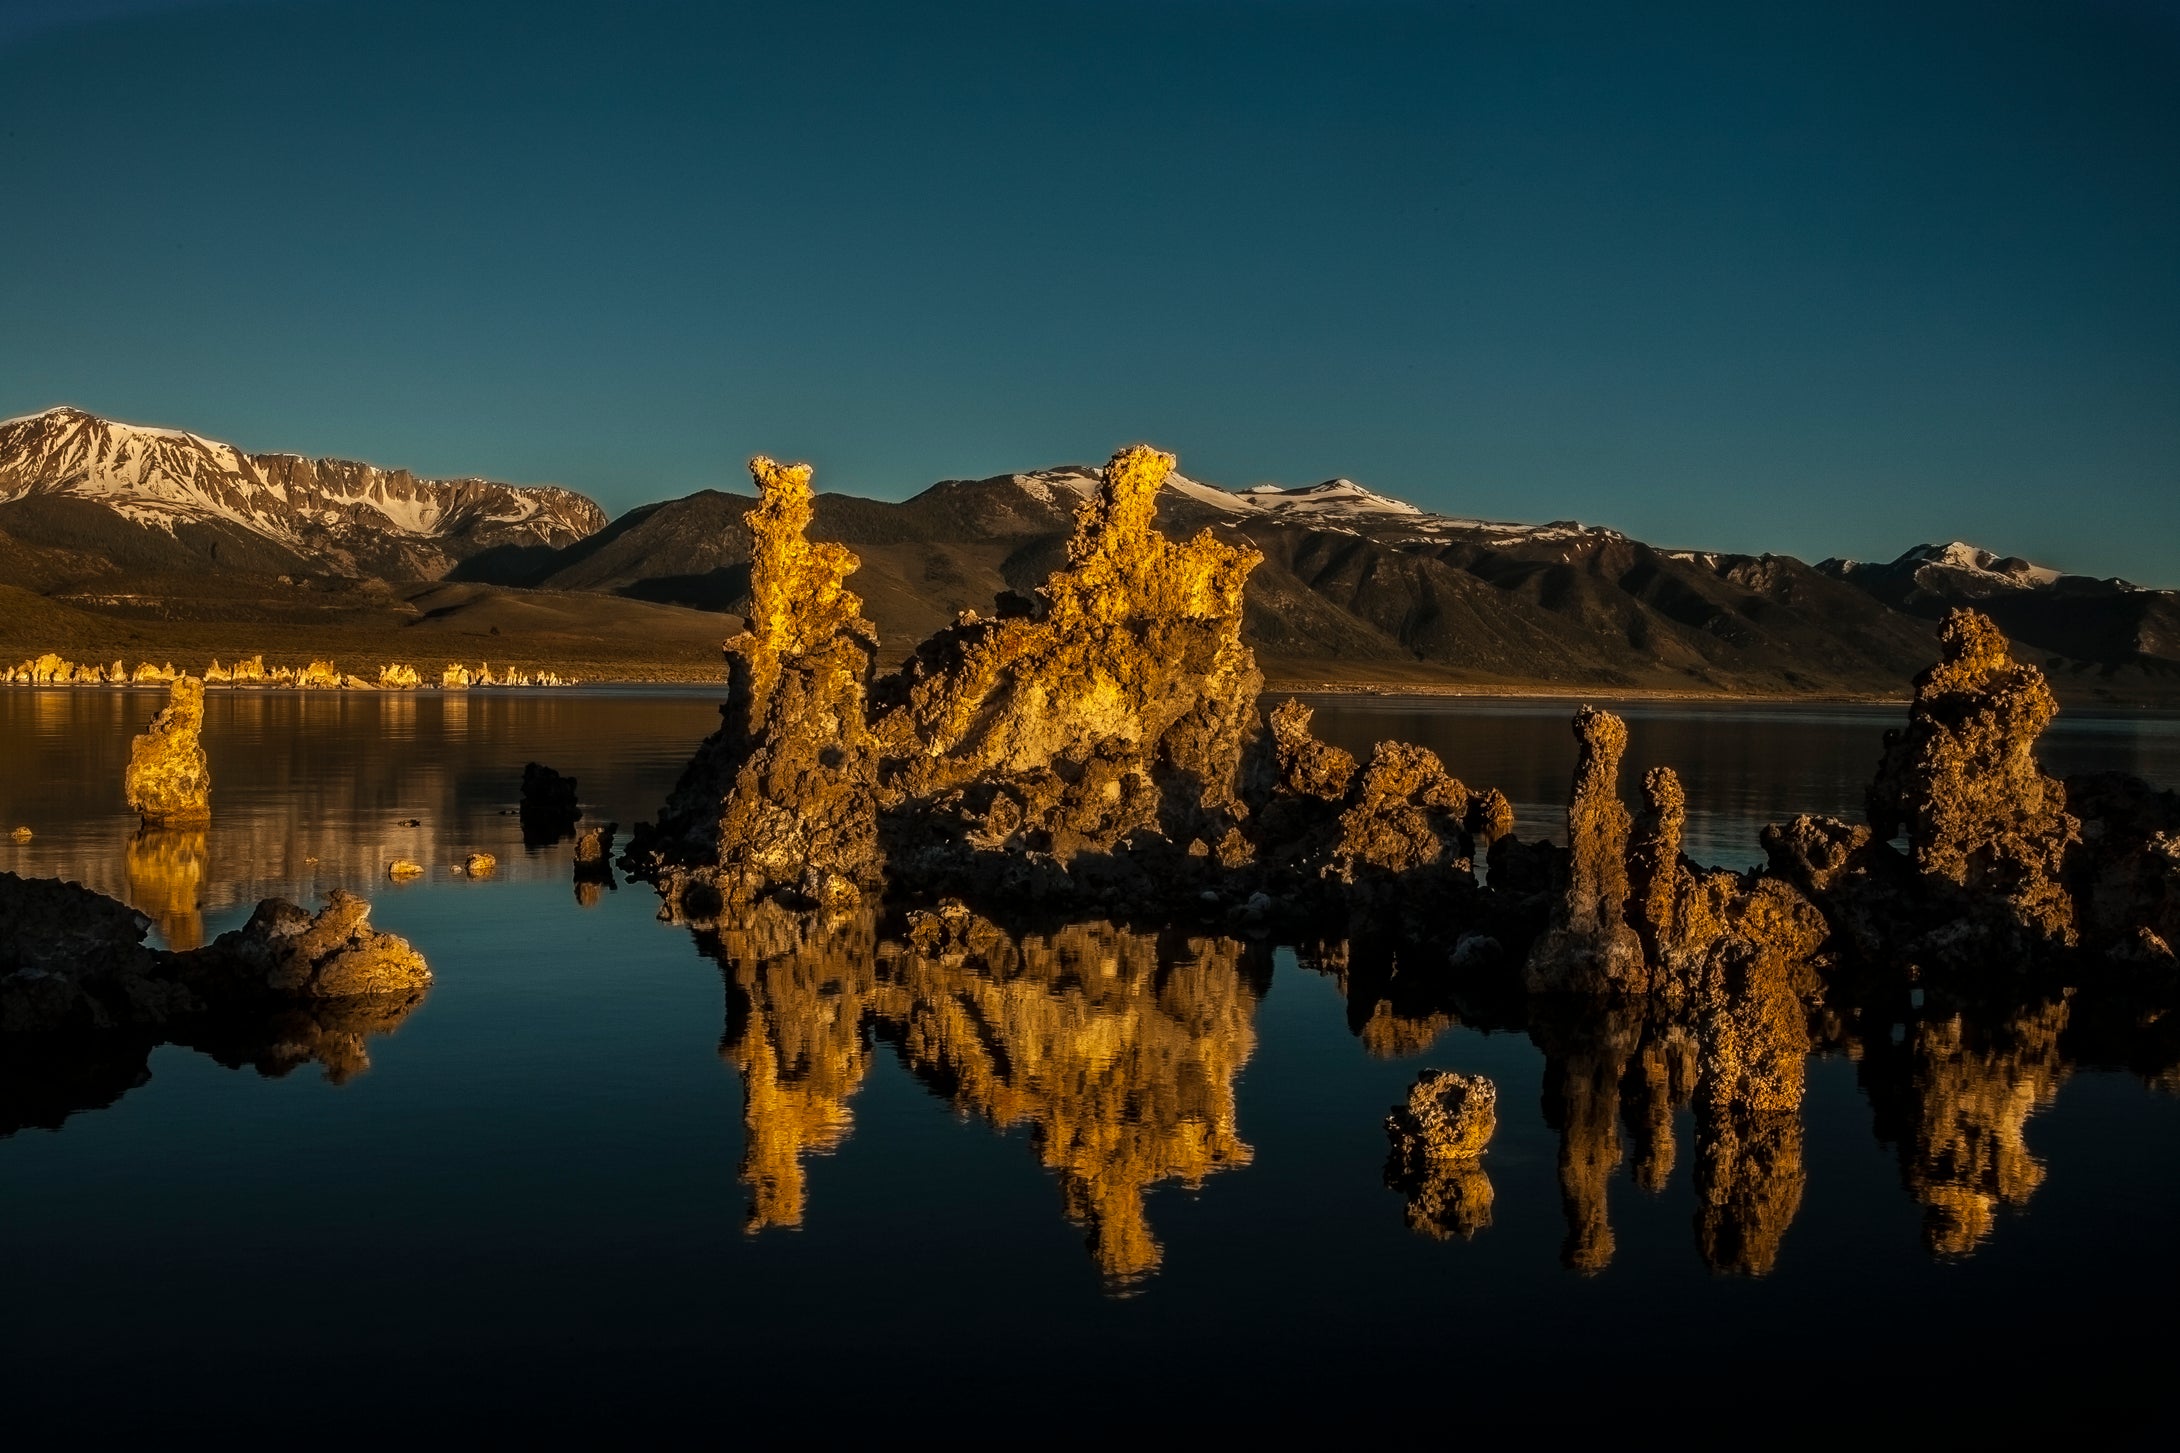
top-left (461, 852), bottom-right (497, 877)
top-left (388, 859), bottom-right (425, 879)
top-left (124, 676), bottom-right (212, 826)
top-left (398, 818), bottom-right (421, 828)
top-left (1386, 1069), bottom-right (1497, 1163)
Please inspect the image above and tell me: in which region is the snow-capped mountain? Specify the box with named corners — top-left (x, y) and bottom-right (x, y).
top-left (0, 407), bottom-right (606, 579)
top-left (1006, 465), bottom-right (1608, 547)
top-left (1818, 540), bottom-right (2110, 598)
top-left (1820, 541), bottom-right (2176, 668)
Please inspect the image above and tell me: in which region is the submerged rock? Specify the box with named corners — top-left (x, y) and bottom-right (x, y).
top-left (519, 762), bottom-right (582, 846)
top-left (123, 676), bottom-right (212, 826)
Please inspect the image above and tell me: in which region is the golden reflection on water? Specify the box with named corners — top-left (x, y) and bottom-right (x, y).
top-left (123, 826), bottom-right (208, 951)
top-left (1863, 1000), bottom-right (2071, 1257)
top-left (703, 906), bottom-right (1266, 1288)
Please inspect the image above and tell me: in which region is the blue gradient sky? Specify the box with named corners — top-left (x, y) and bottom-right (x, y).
top-left (2, 0), bottom-right (2174, 581)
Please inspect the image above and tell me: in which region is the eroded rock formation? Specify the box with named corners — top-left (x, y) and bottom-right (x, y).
top-left (124, 676), bottom-right (212, 825)
top-left (1869, 609), bottom-right (2079, 947)
top-left (869, 444), bottom-right (1263, 910)
top-left (1523, 707), bottom-right (1646, 997)
top-left (629, 457), bottom-right (885, 911)
top-left (2, 872), bottom-right (429, 1035)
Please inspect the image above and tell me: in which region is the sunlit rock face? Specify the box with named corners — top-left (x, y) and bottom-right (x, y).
top-left (1868, 609), bottom-right (2079, 949)
top-left (1861, 999), bottom-right (2070, 1257)
top-left (870, 444), bottom-right (1264, 909)
top-left (632, 457), bottom-right (885, 910)
top-left (1760, 608), bottom-right (2162, 976)
top-left (124, 676), bottom-right (212, 825)
top-left (697, 902), bottom-right (1266, 1288)
top-left (1524, 707), bottom-right (1646, 997)
top-left (176, 889), bottom-right (431, 1000)
top-left (1383, 1070), bottom-right (1498, 1239)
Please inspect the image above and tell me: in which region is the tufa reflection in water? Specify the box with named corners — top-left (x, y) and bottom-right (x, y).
top-left (124, 825), bottom-right (208, 951)
top-left (1851, 995), bottom-right (2072, 1258)
top-left (695, 900), bottom-right (1268, 1289)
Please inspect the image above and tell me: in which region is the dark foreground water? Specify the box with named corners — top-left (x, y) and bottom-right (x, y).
top-left (3, 689), bottom-right (2178, 1441)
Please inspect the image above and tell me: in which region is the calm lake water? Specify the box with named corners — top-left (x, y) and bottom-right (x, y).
top-left (3, 688), bottom-right (2177, 1440)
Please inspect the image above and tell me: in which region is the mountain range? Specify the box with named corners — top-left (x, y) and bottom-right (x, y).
top-left (3, 407), bottom-right (2174, 701)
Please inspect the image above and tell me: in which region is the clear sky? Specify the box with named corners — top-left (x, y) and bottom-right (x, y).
top-left (2, 0), bottom-right (2174, 582)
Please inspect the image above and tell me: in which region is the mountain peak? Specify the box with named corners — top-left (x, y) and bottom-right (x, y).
top-left (1897, 540), bottom-right (2063, 587)
top-left (0, 407), bottom-right (605, 580)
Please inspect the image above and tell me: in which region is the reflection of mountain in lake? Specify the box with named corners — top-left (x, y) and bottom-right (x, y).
top-left (702, 905), bottom-right (1268, 1286)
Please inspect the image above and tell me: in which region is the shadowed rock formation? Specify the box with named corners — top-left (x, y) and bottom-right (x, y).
top-left (1, 872), bottom-right (430, 1132)
top-left (124, 676), bottom-right (212, 825)
top-left (519, 762), bottom-right (581, 847)
top-left (1761, 608), bottom-right (2180, 978)
top-left (2064, 772), bottom-right (2180, 966)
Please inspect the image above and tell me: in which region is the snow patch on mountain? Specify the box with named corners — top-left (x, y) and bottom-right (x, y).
top-left (1006, 463), bottom-right (1611, 546)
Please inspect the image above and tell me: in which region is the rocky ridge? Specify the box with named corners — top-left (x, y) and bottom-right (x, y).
top-left (0, 407), bottom-right (604, 580)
